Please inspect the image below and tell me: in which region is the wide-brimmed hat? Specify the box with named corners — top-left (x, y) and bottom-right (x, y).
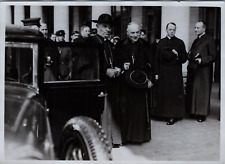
top-left (160, 47), bottom-right (178, 66)
top-left (21, 17), bottom-right (41, 27)
top-left (56, 30), bottom-right (66, 36)
top-left (92, 14), bottom-right (113, 25)
top-left (125, 69), bottom-right (150, 89)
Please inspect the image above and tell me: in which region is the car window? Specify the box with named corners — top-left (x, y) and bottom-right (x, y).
top-left (44, 44), bottom-right (100, 82)
top-left (5, 42), bottom-right (38, 88)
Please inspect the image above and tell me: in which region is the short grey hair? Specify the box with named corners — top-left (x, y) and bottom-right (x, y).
top-left (126, 22), bottom-right (140, 32)
top-left (80, 25), bottom-right (90, 32)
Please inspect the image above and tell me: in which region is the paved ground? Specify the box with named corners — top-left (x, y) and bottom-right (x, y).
top-left (112, 82), bottom-right (220, 163)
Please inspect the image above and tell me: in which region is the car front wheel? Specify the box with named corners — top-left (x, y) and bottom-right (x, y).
top-left (58, 116), bottom-right (112, 160)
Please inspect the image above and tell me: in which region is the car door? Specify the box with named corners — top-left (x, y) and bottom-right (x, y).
top-left (39, 42), bottom-right (106, 147)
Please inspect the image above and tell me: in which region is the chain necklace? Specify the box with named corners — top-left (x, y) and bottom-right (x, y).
top-left (96, 35), bottom-right (114, 68)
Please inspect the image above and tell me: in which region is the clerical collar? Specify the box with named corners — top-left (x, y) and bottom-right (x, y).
top-left (198, 32), bottom-right (205, 38)
top-left (167, 36), bottom-right (174, 40)
top-left (128, 38), bottom-right (139, 44)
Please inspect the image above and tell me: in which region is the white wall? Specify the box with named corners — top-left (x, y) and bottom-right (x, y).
top-left (14, 6), bottom-right (25, 26)
top-left (91, 6), bottom-right (111, 29)
top-left (5, 6), bottom-right (12, 24)
top-left (161, 6), bottom-right (190, 52)
top-left (161, 7), bottom-right (191, 75)
top-left (30, 6), bottom-right (43, 22)
top-left (54, 6), bottom-right (69, 41)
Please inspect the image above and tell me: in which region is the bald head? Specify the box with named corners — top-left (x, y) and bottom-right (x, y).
top-left (195, 22), bottom-right (206, 36)
top-left (127, 22), bottom-right (140, 43)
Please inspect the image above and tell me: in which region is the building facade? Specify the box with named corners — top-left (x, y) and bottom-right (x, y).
top-left (5, 5), bottom-right (220, 81)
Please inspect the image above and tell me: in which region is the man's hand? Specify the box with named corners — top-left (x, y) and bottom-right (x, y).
top-left (195, 53), bottom-right (201, 64)
top-left (124, 62), bottom-right (130, 70)
top-left (147, 80), bottom-right (153, 88)
top-left (172, 49), bottom-right (178, 58)
top-left (195, 53), bottom-right (200, 58)
top-left (195, 58), bottom-right (201, 64)
top-left (106, 68), bottom-right (117, 78)
top-left (114, 67), bottom-right (121, 76)
top-left (68, 72), bottom-right (72, 79)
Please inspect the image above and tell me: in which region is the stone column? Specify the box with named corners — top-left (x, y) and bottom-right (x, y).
top-left (91, 6), bottom-right (111, 28)
top-left (30, 6), bottom-right (43, 21)
top-left (14, 6), bottom-right (25, 26)
top-left (54, 6), bottom-right (69, 41)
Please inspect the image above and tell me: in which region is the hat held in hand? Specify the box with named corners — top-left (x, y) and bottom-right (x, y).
top-left (160, 47), bottom-right (178, 65)
top-left (125, 69), bottom-right (151, 89)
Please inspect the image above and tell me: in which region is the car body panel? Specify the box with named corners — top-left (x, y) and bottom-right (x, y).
top-left (5, 81), bottom-right (55, 160)
top-left (5, 25), bottom-right (106, 159)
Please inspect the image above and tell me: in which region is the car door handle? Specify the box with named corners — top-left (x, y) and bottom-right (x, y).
top-left (98, 92), bottom-right (107, 97)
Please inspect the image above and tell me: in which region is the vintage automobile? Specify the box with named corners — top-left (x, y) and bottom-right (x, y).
top-left (5, 81), bottom-right (55, 160)
top-left (5, 25), bottom-right (112, 160)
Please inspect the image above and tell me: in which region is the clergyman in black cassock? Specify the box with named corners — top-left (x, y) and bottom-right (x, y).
top-left (115, 22), bottom-right (152, 144)
top-left (91, 14), bottom-right (122, 148)
top-left (186, 21), bottom-right (217, 122)
top-left (153, 22), bottom-right (187, 125)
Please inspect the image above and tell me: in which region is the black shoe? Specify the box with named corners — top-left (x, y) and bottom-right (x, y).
top-left (197, 116), bottom-right (206, 122)
top-left (113, 144), bottom-right (121, 148)
top-left (166, 118), bottom-right (176, 125)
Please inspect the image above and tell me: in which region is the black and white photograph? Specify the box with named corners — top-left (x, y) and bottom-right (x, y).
top-left (1, 1), bottom-right (224, 163)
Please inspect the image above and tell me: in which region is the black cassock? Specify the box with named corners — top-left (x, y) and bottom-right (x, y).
top-left (115, 38), bottom-right (151, 143)
top-left (186, 34), bottom-right (216, 116)
top-left (91, 35), bottom-right (122, 146)
top-left (152, 36), bottom-right (187, 118)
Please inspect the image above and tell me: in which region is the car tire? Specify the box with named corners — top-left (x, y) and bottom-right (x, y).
top-left (58, 116), bottom-right (112, 160)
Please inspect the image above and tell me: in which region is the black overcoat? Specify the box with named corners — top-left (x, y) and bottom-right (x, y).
top-left (152, 36), bottom-right (187, 118)
top-left (115, 38), bottom-right (151, 143)
top-left (72, 37), bottom-right (97, 80)
top-left (44, 44), bottom-right (72, 81)
top-left (90, 35), bottom-right (122, 146)
top-left (186, 34), bottom-right (216, 116)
